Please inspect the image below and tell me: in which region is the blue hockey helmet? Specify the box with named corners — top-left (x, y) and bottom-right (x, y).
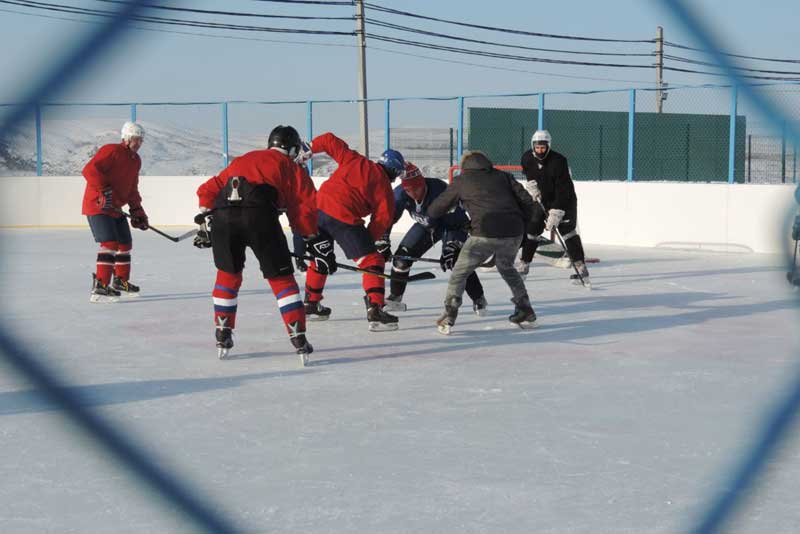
top-left (377, 149), bottom-right (406, 180)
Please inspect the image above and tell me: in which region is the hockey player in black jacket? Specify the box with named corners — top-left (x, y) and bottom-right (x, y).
top-left (519, 130), bottom-right (590, 284)
top-left (428, 151), bottom-right (538, 334)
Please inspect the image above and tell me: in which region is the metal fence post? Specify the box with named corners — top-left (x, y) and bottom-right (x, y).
top-left (628, 89), bottom-right (636, 182)
top-left (306, 100), bottom-right (313, 175)
top-left (728, 84), bottom-right (738, 184)
top-left (35, 105), bottom-right (42, 176)
top-left (384, 99), bottom-right (391, 151)
top-left (781, 120), bottom-right (787, 184)
top-left (130, 103), bottom-right (136, 122)
top-left (538, 93), bottom-right (545, 130)
top-left (457, 96), bottom-right (464, 162)
top-left (221, 102), bottom-right (229, 168)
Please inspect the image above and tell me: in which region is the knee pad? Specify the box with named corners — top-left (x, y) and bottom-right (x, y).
top-left (99, 241), bottom-right (119, 253)
top-left (392, 246), bottom-right (414, 272)
top-left (357, 252), bottom-right (385, 272)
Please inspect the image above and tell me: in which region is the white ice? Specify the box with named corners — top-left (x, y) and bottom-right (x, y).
top-left (0, 228), bottom-right (799, 533)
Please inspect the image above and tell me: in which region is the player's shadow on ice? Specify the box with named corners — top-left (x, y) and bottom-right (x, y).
top-left (310, 293), bottom-right (798, 366)
top-left (0, 371), bottom-right (309, 415)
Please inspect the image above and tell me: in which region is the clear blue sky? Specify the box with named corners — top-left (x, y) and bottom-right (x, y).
top-left (1, 1), bottom-right (798, 132)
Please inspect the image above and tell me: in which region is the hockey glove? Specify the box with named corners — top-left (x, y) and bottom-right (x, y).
top-left (375, 239), bottom-right (392, 262)
top-left (305, 233), bottom-right (337, 274)
top-left (193, 209), bottom-right (213, 249)
top-left (294, 141), bottom-right (313, 165)
top-left (129, 206), bottom-right (149, 230)
top-left (440, 240), bottom-right (463, 272)
top-left (99, 187), bottom-right (114, 210)
top-left (524, 180), bottom-right (542, 203)
top-left (545, 209), bottom-right (565, 232)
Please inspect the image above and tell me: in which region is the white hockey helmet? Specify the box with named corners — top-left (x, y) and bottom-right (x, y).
top-left (121, 121), bottom-right (145, 141)
top-left (531, 129), bottom-right (551, 159)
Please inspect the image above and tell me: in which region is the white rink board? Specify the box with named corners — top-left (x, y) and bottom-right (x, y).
top-left (0, 176), bottom-right (797, 253)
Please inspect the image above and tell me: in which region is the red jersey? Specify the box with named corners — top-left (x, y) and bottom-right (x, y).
top-left (197, 148), bottom-right (318, 237)
top-left (81, 142), bottom-right (142, 217)
top-left (312, 132), bottom-right (395, 240)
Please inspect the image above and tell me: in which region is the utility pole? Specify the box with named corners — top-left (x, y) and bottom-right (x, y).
top-left (355, 0), bottom-right (369, 158)
top-left (656, 26), bottom-right (664, 113)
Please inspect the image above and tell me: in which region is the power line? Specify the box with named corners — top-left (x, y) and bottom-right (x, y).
top-left (0, 7), bottom-right (654, 86)
top-left (368, 34), bottom-right (654, 69)
top-left (0, 7), bottom-right (355, 47)
top-left (0, 0), bottom-right (355, 35)
top-left (363, 2), bottom-right (654, 43)
top-left (366, 17), bottom-right (654, 58)
top-left (90, 0), bottom-right (354, 21)
top-left (246, 0), bottom-right (354, 4)
top-left (665, 54), bottom-right (800, 76)
top-left (664, 40), bottom-right (800, 64)
top-left (663, 65), bottom-right (800, 82)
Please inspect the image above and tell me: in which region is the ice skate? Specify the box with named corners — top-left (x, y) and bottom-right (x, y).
top-left (472, 295), bottom-right (488, 317)
top-left (365, 297), bottom-right (399, 332)
top-left (304, 295), bottom-right (331, 321)
top-left (509, 295), bottom-right (537, 329)
top-left (89, 273), bottom-right (120, 303)
top-left (291, 333), bottom-right (314, 367)
top-left (383, 293), bottom-right (407, 312)
top-left (436, 297), bottom-right (460, 335)
top-left (216, 327), bottom-right (234, 359)
top-left (570, 260), bottom-right (592, 289)
top-left (111, 276), bottom-right (140, 297)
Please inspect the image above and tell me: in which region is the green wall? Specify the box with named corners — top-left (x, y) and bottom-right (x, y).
top-left (466, 107), bottom-right (746, 182)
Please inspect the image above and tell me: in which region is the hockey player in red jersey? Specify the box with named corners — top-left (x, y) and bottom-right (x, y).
top-left (194, 125), bottom-right (318, 364)
top-left (300, 132), bottom-right (405, 331)
top-left (82, 121), bottom-right (149, 303)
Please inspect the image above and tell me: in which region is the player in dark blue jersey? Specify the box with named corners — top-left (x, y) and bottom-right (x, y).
top-left (378, 162), bottom-right (487, 315)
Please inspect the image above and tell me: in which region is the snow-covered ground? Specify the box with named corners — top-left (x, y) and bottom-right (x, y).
top-left (1, 229), bottom-right (799, 533)
top-left (0, 118), bottom-right (455, 179)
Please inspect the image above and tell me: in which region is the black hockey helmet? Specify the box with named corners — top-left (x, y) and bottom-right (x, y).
top-left (268, 125), bottom-right (303, 157)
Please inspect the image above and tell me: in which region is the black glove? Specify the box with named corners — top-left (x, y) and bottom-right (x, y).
top-left (99, 187), bottom-right (113, 210)
top-left (375, 239), bottom-right (392, 262)
top-left (305, 234), bottom-right (337, 274)
top-left (193, 210), bottom-right (213, 249)
top-left (129, 206), bottom-right (149, 230)
top-left (440, 240), bottom-right (463, 272)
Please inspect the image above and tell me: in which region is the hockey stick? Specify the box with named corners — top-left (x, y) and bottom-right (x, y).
top-left (393, 254), bottom-right (440, 264)
top-left (297, 255), bottom-right (436, 282)
top-left (538, 202), bottom-right (589, 288)
top-left (118, 210), bottom-right (197, 243)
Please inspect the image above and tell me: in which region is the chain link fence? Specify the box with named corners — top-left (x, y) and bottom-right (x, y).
top-left (2, 83), bottom-right (799, 183)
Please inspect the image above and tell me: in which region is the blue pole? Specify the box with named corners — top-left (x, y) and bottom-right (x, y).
top-left (728, 85), bottom-right (738, 184)
top-left (306, 100), bottom-right (313, 175)
top-left (384, 99), bottom-right (391, 151)
top-left (628, 89), bottom-right (636, 182)
top-left (457, 96), bottom-right (464, 162)
top-left (221, 102), bottom-right (229, 168)
top-left (130, 103), bottom-right (136, 122)
top-left (538, 93), bottom-right (545, 130)
top-left (35, 105), bottom-right (42, 176)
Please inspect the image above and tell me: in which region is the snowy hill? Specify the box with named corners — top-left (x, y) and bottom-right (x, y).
top-left (0, 118), bottom-right (454, 178)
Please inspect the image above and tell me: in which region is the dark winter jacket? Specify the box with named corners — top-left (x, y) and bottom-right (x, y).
top-left (427, 152), bottom-right (534, 238)
top-left (520, 148), bottom-right (576, 212)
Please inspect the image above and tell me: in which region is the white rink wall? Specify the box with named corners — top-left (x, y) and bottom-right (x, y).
top-left (0, 176), bottom-right (796, 254)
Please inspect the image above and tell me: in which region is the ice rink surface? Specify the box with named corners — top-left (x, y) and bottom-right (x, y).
top-left (1, 228), bottom-right (799, 533)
